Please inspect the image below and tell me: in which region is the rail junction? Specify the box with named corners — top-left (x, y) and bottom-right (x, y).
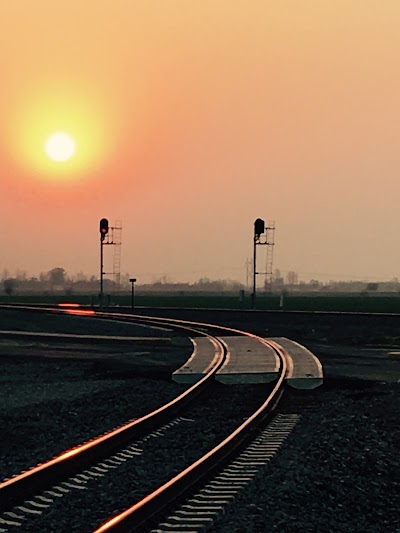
top-left (0, 305), bottom-right (323, 532)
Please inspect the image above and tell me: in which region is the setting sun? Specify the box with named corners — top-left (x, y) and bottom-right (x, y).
top-left (3, 77), bottom-right (115, 182)
top-left (45, 132), bottom-right (76, 162)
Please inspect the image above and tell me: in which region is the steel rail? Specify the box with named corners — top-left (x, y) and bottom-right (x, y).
top-left (92, 337), bottom-right (287, 532)
top-left (0, 313), bottom-right (226, 513)
top-left (0, 305), bottom-right (286, 530)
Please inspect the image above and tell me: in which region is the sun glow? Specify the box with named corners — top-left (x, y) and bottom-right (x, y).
top-left (7, 79), bottom-right (115, 181)
top-left (45, 132), bottom-right (76, 162)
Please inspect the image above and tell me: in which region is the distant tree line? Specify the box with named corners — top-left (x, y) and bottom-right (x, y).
top-left (0, 268), bottom-right (245, 295)
top-left (271, 269), bottom-right (400, 293)
top-left (2, 267), bottom-right (400, 295)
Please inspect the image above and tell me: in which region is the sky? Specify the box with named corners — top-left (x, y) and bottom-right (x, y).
top-left (1, 0), bottom-right (400, 285)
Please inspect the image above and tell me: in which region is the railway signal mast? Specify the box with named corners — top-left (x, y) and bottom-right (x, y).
top-left (99, 218), bottom-right (122, 309)
top-left (251, 218), bottom-right (275, 309)
top-left (99, 218), bottom-right (109, 309)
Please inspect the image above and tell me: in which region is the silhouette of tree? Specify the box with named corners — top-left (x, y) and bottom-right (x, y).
top-left (48, 267), bottom-right (66, 286)
top-left (3, 278), bottom-right (17, 295)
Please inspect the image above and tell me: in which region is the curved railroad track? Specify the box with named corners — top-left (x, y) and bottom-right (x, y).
top-left (0, 311), bottom-right (225, 503)
top-left (0, 306), bottom-right (294, 532)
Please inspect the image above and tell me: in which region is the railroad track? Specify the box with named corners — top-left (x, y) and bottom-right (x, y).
top-left (0, 306), bottom-right (301, 532)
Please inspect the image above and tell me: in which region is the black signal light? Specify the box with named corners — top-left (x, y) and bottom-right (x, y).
top-left (100, 218), bottom-right (109, 239)
top-left (254, 218), bottom-right (265, 237)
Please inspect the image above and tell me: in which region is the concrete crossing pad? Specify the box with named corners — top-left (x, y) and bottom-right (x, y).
top-left (172, 337), bottom-right (220, 383)
top-left (216, 336), bottom-right (279, 384)
top-left (268, 337), bottom-right (323, 389)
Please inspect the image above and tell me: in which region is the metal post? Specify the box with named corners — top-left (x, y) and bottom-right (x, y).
top-left (129, 278), bottom-right (137, 311)
top-left (100, 238), bottom-right (104, 309)
top-left (99, 218), bottom-right (109, 310)
top-left (252, 218), bottom-right (265, 309)
top-left (252, 235), bottom-right (257, 309)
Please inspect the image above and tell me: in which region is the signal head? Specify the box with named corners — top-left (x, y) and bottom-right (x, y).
top-left (100, 218), bottom-right (109, 240)
top-left (254, 218), bottom-right (265, 237)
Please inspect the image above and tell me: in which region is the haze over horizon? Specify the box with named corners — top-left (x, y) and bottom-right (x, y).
top-left (1, 1), bottom-right (399, 285)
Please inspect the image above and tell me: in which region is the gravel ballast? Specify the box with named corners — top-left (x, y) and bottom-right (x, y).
top-left (2, 367), bottom-right (398, 532)
top-left (213, 381), bottom-right (400, 533)
top-left (0, 357), bottom-right (189, 480)
top-left (1, 308), bottom-right (399, 532)
top-left (18, 382), bottom-right (271, 532)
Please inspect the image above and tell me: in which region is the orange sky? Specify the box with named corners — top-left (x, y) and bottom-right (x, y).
top-left (1, 1), bottom-right (400, 284)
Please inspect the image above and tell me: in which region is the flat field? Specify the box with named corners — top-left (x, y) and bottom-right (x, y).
top-left (3, 292), bottom-right (400, 313)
